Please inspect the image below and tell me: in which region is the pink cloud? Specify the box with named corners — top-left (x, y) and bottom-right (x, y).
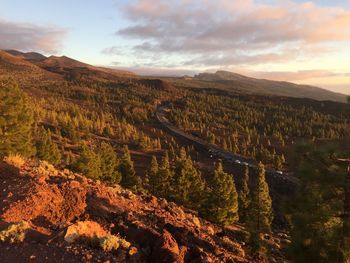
top-left (0, 19), bottom-right (66, 53)
top-left (110, 0), bottom-right (350, 67)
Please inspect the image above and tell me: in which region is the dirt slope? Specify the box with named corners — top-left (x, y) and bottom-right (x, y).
top-left (0, 159), bottom-right (289, 263)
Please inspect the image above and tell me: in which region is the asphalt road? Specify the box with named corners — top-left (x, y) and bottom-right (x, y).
top-left (156, 104), bottom-right (299, 187)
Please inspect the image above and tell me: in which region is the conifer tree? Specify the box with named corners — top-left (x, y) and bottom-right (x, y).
top-left (65, 150), bottom-right (76, 168)
top-left (36, 127), bottom-right (61, 165)
top-left (204, 161), bottom-right (239, 225)
top-left (287, 142), bottom-right (350, 263)
top-left (172, 147), bottom-right (205, 209)
top-left (239, 166), bottom-right (250, 223)
top-left (156, 151), bottom-right (173, 198)
top-left (148, 155), bottom-right (159, 194)
top-left (247, 162), bottom-right (273, 255)
top-left (119, 145), bottom-right (141, 190)
top-left (76, 144), bottom-right (101, 179)
top-left (98, 142), bottom-right (121, 184)
top-left (0, 79), bottom-right (35, 157)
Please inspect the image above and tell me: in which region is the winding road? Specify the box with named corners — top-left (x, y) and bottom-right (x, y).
top-left (156, 103), bottom-right (299, 187)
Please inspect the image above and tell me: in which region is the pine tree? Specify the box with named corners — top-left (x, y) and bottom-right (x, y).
top-left (76, 144), bottom-right (101, 179)
top-left (247, 162), bottom-right (273, 255)
top-left (287, 142), bottom-right (350, 263)
top-left (36, 127), bottom-right (61, 165)
top-left (203, 161), bottom-right (239, 225)
top-left (172, 147), bottom-right (205, 209)
top-left (65, 150), bottom-right (76, 168)
top-left (0, 79), bottom-right (35, 157)
top-left (148, 155), bottom-right (159, 194)
top-left (156, 151), bottom-right (173, 198)
top-left (98, 142), bottom-right (121, 184)
top-left (239, 166), bottom-right (250, 223)
top-left (119, 145), bottom-right (141, 190)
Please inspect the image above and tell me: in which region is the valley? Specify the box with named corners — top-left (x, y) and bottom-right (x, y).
top-left (1, 49), bottom-right (350, 262)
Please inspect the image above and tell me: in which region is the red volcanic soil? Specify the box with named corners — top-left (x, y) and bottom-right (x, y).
top-left (0, 159), bottom-right (289, 263)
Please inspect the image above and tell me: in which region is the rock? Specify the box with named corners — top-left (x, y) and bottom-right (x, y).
top-left (67, 174), bottom-right (76, 180)
top-left (206, 226), bottom-right (215, 235)
top-left (167, 202), bottom-right (186, 221)
top-left (129, 246), bottom-right (138, 256)
top-left (69, 180), bottom-right (80, 189)
top-left (64, 221), bottom-right (108, 243)
top-left (152, 230), bottom-right (182, 263)
top-left (191, 215), bottom-right (201, 228)
top-left (222, 236), bottom-right (245, 258)
top-left (159, 198), bottom-right (168, 208)
top-left (122, 190), bottom-right (136, 200)
top-left (280, 238), bottom-right (291, 246)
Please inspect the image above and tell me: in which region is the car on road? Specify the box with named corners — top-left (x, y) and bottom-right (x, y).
top-left (234, 160), bottom-right (241, 164)
top-left (276, 170), bottom-right (283, 175)
top-left (242, 162), bottom-right (249, 166)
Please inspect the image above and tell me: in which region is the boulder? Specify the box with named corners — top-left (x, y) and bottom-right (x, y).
top-left (64, 221), bottom-right (107, 243)
top-left (152, 230), bottom-right (183, 263)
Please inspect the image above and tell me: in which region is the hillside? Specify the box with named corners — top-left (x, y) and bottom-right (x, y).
top-left (0, 50), bottom-right (62, 84)
top-left (0, 157), bottom-right (289, 262)
top-left (4, 50), bottom-right (47, 62)
top-left (191, 70), bottom-right (347, 102)
top-left (1, 47), bottom-right (350, 262)
top-left (2, 49), bottom-right (347, 102)
top-left (2, 50), bottom-right (136, 81)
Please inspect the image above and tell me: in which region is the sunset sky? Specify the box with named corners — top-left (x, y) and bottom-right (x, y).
top-left (0, 0), bottom-right (349, 94)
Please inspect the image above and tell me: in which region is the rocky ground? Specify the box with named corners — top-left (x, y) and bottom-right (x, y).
top-left (0, 158), bottom-right (290, 263)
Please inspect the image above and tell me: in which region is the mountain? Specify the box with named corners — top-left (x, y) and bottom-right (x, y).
top-left (2, 50), bottom-right (136, 82)
top-left (0, 50), bottom-right (61, 84)
top-left (36, 55), bottom-right (136, 80)
top-left (193, 70), bottom-right (347, 102)
top-left (2, 49), bottom-right (346, 102)
top-left (4, 49), bottom-right (47, 62)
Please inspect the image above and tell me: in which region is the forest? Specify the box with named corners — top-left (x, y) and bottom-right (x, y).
top-left (1, 74), bottom-right (350, 262)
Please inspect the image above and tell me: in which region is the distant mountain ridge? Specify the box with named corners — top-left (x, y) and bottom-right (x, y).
top-left (194, 70), bottom-right (347, 102)
top-left (4, 49), bottom-right (47, 62)
top-left (1, 49), bottom-right (136, 81)
top-left (1, 49), bottom-right (346, 102)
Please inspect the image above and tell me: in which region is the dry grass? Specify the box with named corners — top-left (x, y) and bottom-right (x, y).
top-left (0, 221), bottom-right (30, 243)
top-left (4, 154), bottom-right (26, 168)
top-left (99, 234), bottom-right (120, 252)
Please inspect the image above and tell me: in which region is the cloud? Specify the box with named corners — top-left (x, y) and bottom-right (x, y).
top-left (110, 0), bottom-right (350, 67)
top-left (0, 19), bottom-right (66, 53)
top-left (110, 65), bottom-right (197, 76)
top-left (249, 70), bottom-right (341, 82)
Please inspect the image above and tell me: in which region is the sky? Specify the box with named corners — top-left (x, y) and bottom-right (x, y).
top-left (0, 0), bottom-right (350, 94)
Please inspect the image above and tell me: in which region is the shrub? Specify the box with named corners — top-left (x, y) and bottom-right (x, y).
top-left (0, 221), bottom-right (30, 243)
top-left (3, 154), bottom-right (26, 168)
top-left (99, 234), bottom-right (120, 252)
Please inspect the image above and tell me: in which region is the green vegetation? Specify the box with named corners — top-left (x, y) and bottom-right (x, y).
top-left (35, 127), bottom-right (61, 165)
top-left (75, 143), bottom-right (102, 179)
top-left (0, 79), bottom-right (35, 157)
top-left (119, 145), bottom-right (141, 190)
top-left (203, 161), bottom-right (239, 225)
top-left (3, 69), bottom-right (350, 260)
top-left (171, 147), bottom-right (205, 209)
top-left (168, 92), bottom-right (350, 169)
top-left (287, 142), bottom-right (350, 263)
top-left (148, 152), bottom-right (173, 198)
top-left (247, 162), bottom-right (273, 254)
top-left (239, 166), bottom-right (250, 224)
top-left (98, 142), bottom-right (121, 184)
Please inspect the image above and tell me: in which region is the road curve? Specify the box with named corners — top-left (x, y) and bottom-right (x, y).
top-left (156, 103), bottom-right (299, 187)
